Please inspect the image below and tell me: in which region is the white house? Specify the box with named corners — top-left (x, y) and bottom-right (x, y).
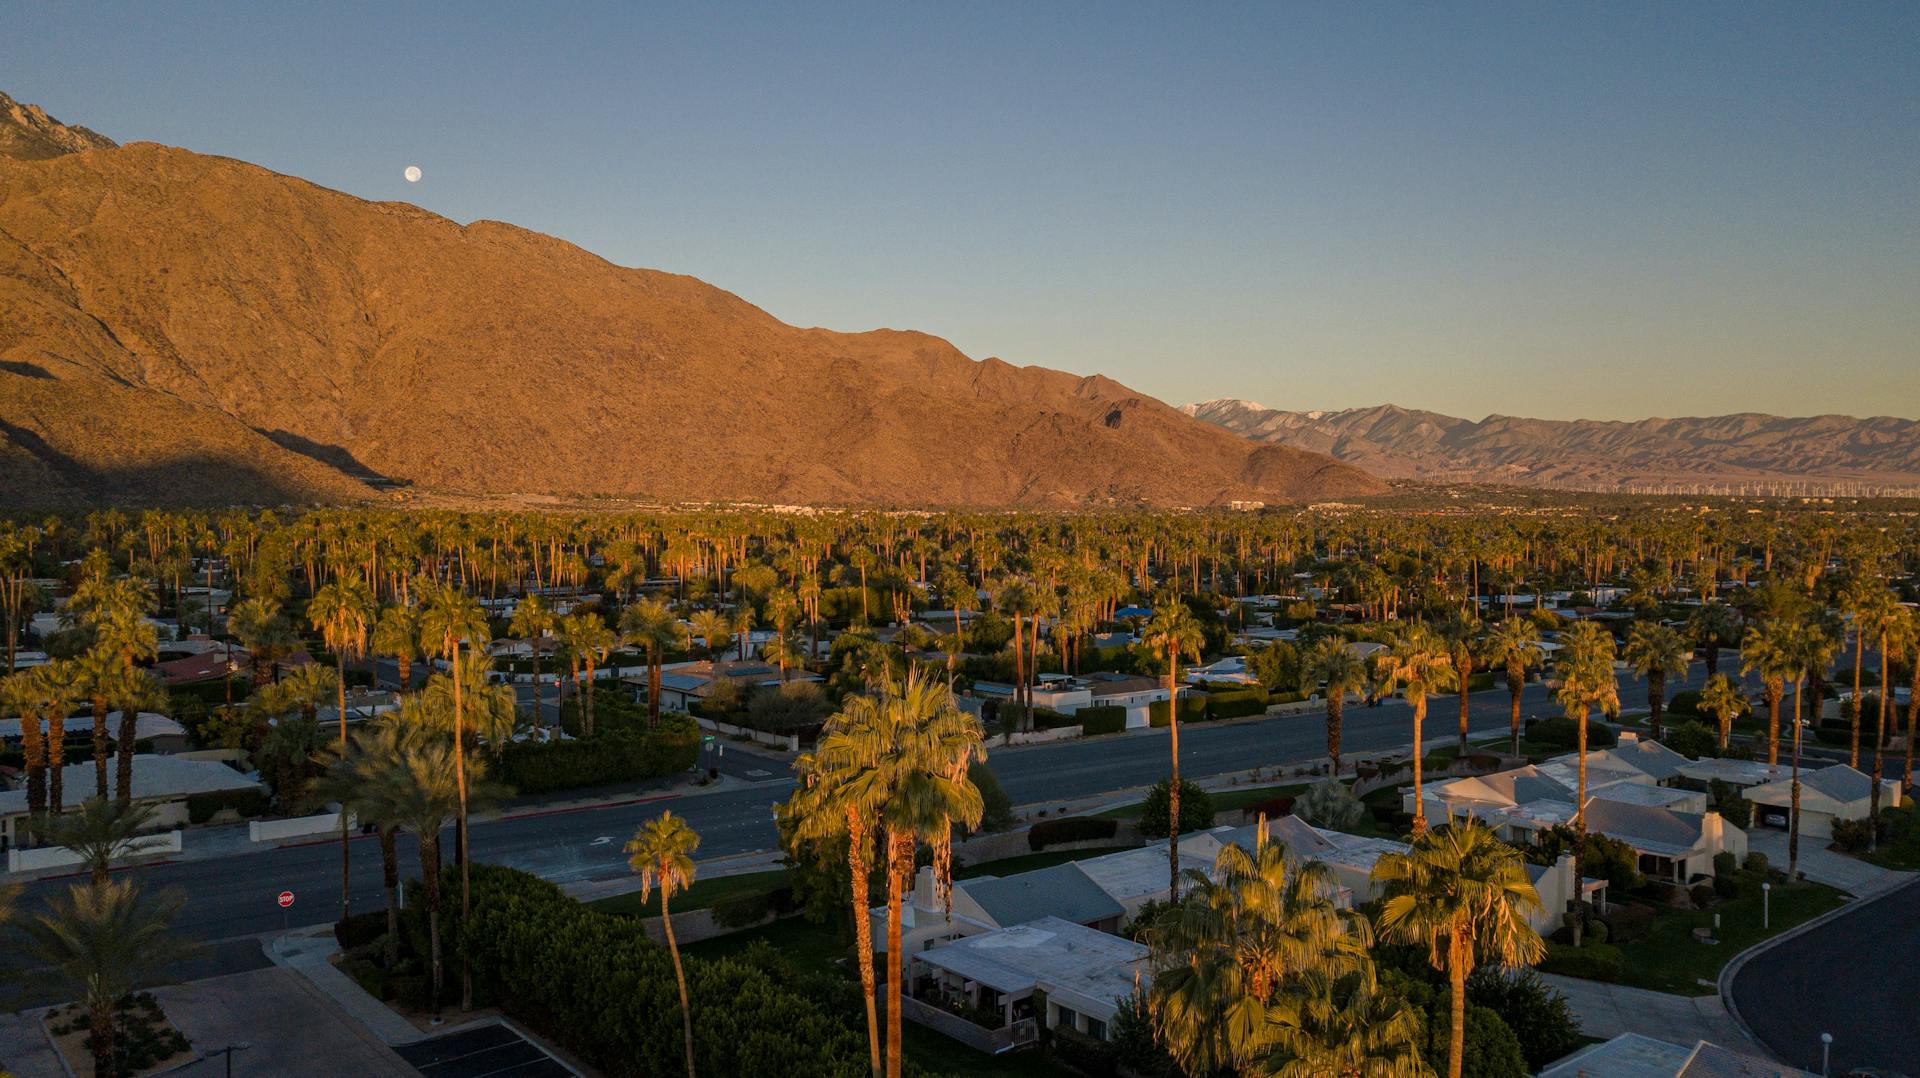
top-left (1743, 764), bottom-right (1904, 841)
top-left (905, 917), bottom-right (1148, 1049)
top-left (0, 755), bottom-right (263, 851)
top-left (1539, 1032), bottom-right (1812, 1078)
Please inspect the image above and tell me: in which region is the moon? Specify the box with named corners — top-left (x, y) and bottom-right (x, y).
top-left (403, 165), bottom-right (422, 183)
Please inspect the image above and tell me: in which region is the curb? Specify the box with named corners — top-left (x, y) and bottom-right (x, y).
top-left (1717, 874), bottom-right (1920, 1057)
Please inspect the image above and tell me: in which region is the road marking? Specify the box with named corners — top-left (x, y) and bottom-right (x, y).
top-left (589, 836), bottom-right (611, 846)
top-left (746, 768), bottom-right (773, 778)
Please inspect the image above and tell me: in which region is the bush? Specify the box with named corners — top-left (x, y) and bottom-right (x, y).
top-left (969, 762), bottom-right (1015, 833)
top-left (1028, 816), bottom-right (1120, 851)
top-left (1205, 687), bottom-right (1269, 720)
top-left (1744, 851), bottom-right (1770, 875)
top-left (1391, 971), bottom-right (1528, 1078)
top-left (1597, 902), bottom-right (1655, 945)
top-left (710, 888), bottom-right (777, 928)
top-left (1076, 705), bottom-right (1128, 736)
top-left (1831, 816), bottom-right (1875, 853)
top-left (334, 910), bottom-right (387, 950)
top-left (1709, 779), bottom-right (1753, 829)
top-left (456, 864), bottom-right (878, 1076)
top-left (1536, 941), bottom-right (1624, 982)
top-left (186, 786), bottom-right (269, 824)
top-left (1689, 882), bottom-right (1716, 909)
top-left (1663, 720), bottom-right (1719, 760)
top-left (1294, 778), bottom-right (1365, 829)
top-left (1146, 696), bottom-right (1208, 728)
top-left (1138, 779), bottom-right (1213, 838)
top-left (1525, 715), bottom-right (1617, 751)
top-left (501, 715), bottom-right (699, 795)
top-left (1466, 969), bottom-right (1583, 1072)
top-left (1713, 851), bottom-right (1738, 878)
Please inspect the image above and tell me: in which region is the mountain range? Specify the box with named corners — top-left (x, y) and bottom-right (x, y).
top-left (0, 91), bottom-right (1381, 509)
top-left (1182, 399), bottom-right (1920, 494)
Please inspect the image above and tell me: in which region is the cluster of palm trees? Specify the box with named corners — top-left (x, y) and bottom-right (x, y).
top-left (1143, 814), bottom-right (1542, 1078)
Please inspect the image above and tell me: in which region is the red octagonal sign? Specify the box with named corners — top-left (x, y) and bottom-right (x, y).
top-left (277, 890), bottom-right (295, 909)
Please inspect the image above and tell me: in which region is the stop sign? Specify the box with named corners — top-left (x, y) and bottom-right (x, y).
top-left (277, 890), bottom-right (295, 909)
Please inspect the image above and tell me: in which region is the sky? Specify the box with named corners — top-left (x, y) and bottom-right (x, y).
top-left (5, 3), bottom-right (1917, 421)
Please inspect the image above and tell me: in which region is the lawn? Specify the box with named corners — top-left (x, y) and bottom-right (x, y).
top-left (1611, 880), bottom-right (1846, 995)
top-left (588, 868), bottom-right (791, 918)
top-left (1093, 781), bottom-right (1308, 821)
top-left (1861, 805), bottom-right (1920, 871)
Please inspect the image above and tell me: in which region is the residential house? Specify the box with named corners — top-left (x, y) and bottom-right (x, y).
top-left (875, 862), bottom-right (1126, 958)
top-left (1539, 1032), bottom-right (1812, 1078)
top-left (0, 755), bottom-right (262, 851)
top-left (1744, 764), bottom-right (1903, 841)
top-left (905, 917), bottom-right (1149, 1051)
top-left (0, 711), bottom-right (190, 755)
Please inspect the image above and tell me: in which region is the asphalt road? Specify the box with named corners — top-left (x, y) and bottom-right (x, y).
top-left (1729, 877), bottom-right (1920, 1075)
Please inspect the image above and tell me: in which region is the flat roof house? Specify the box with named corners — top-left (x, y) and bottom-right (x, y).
top-left (1539, 1032), bottom-right (1812, 1077)
top-left (1744, 764), bottom-right (1903, 841)
top-left (905, 916), bottom-right (1148, 1052)
top-left (0, 755), bottom-right (262, 851)
top-left (874, 861), bottom-right (1126, 958)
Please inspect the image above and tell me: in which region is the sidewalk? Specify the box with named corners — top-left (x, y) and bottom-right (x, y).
top-left (1537, 973), bottom-right (1768, 1057)
top-left (1745, 829), bottom-right (1915, 898)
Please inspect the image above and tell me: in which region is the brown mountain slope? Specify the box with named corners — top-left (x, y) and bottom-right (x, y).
top-left (0, 100), bottom-right (1379, 508)
top-left (1183, 399), bottom-right (1920, 493)
top-left (0, 91), bottom-right (116, 161)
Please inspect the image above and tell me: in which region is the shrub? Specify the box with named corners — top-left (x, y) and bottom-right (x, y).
top-left (1294, 778), bottom-right (1365, 829)
top-left (969, 762), bottom-right (1016, 833)
top-left (334, 910), bottom-right (387, 950)
top-left (1525, 715), bottom-right (1617, 751)
top-left (1713, 851), bottom-right (1738, 878)
top-left (710, 888), bottom-right (775, 929)
top-left (1689, 882), bottom-right (1716, 909)
top-left (1663, 720), bottom-right (1719, 760)
top-left (1597, 902), bottom-right (1655, 945)
top-left (1536, 941), bottom-right (1624, 982)
top-left (1709, 779), bottom-right (1753, 828)
top-left (1076, 705), bottom-right (1128, 736)
top-left (1466, 969), bottom-right (1583, 1072)
top-left (1028, 816), bottom-right (1119, 851)
top-left (1146, 696), bottom-right (1208, 728)
top-left (186, 786), bottom-right (269, 824)
top-left (1205, 687), bottom-right (1269, 720)
top-left (1831, 817), bottom-right (1874, 853)
top-left (1138, 779), bottom-right (1213, 838)
top-left (500, 714), bottom-right (699, 795)
top-left (1744, 851), bottom-right (1770, 875)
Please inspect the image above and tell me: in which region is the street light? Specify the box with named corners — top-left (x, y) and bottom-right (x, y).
top-left (1761, 882), bottom-right (1771, 929)
top-left (1820, 1031), bottom-right (1832, 1076)
top-left (204, 1042), bottom-right (251, 1077)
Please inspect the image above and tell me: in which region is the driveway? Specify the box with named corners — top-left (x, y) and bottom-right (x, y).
top-left (1537, 973), bottom-right (1765, 1056)
top-left (1745, 829), bottom-right (1915, 898)
top-left (153, 967), bottom-right (416, 1077)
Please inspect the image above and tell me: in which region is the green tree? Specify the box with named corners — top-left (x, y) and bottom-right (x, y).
top-left (308, 576), bottom-right (374, 921)
top-left (1553, 622), bottom-right (1619, 841)
top-left (416, 580), bottom-right (490, 1012)
top-left (1140, 591), bottom-right (1205, 896)
top-left (1699, 673), bottom-right (1747, 752)
top-left (1623, 622), bottom-right (1688, 741)
top-left (40, 797), bottom-right (159, 889)
top-left (620, 597), bottom-right (680, 728)
top-left (508, 594), bottom-right (557, 729)
top-left (1377, 624), bottom-right (1458, 836)
top-left (1438, 608), bottom-right (1482, 754)
top-left (1304, 636), bottom-right (1369, 773)
top-left (1686, 602), bottom-right (1741, 679)
top-left (626, 811), bottom-right (701, 1078)
top-left (1483, 618), bottom-right (1543, 755)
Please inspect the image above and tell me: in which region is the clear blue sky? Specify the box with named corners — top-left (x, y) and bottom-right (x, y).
top-left (6, 2), bottom-right (1916, 420)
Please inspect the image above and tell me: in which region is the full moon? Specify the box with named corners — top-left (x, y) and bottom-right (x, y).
top-left (403, 165), bottom-right (422, 183)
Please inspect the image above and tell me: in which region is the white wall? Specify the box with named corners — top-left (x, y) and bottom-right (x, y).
top-left (250, 812), bottom-right (355, 843)
top-left (7, 830), bottom-right (182, 873)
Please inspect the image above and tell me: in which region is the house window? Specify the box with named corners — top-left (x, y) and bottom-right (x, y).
top-left (1087, 1017), bottom-right (1109, 1041)
top-left (1054, 1005), bottom-right (1079, 1031)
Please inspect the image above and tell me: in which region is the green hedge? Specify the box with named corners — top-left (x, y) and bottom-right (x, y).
top-left (186, 787), bottom-right (269, 824)
top-left (501, 716), bottom-right (699, 795)
top-left (1028, 816), bottom-right (1120, 851)
top-left (1147, 696), bottom-right (1209, 728)
top-left (1076, 705), bottom-right (1128, 736)
top-left (1206, 687), bottom-right (1269, 720)
top-left (456, 864), bottom-right (875, 1077)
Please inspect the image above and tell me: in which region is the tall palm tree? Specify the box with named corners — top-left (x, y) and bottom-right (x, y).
top-left (784, 752), bottom-right (883, 1078)
top-left (1858, 591), bottom-right (1904, 840)
top-left (1838, 576), bottom-right (1887, 769)
top-left (108, 669), bottom-right (165, 809)
top-left (27, 880), bottom-right (200, 1078)
top-left (1304, 637), bottom-right (1367, 774)
top-left (1373, 818), bottom-right (1545, 1078)
top-left (75, 647), bottom-right (128, 800)
top-left (620, 597), bottom-right (679, 728)
top-left (1623, 622), bottom-right (1688, 741)
top-left (1484, 617), bottom-right (1543, 755)
top-left (1553, 622), bottom-right (1619, 840)
top-left (40, 797), bottom-right (159, 888)
top-left (371, 603), bottom-right (422, 691)
top-left (1785, 618), bottom-right (1838, 879)
top-left (1438, 608), bottom-right (1481, 753)
top-left (1742, 617), bottom-right (1798, 767)
top-left (1141, 592), bottom-right (1205, 896)
top-left (409, 653), bottom-right (520, 750)
top-left (811, 669), bottom-right (985, 1078)
top-left (1882, 607), bottom-right (1919, 793)
top-left (627, 811), bottom-right (701, 1078)
top-left (1376, 623), bottom-right (1457, 836)
top-left (689, 608), bottom-right (731, 665)
top-left (1256, 966), bottom-right (1427, 1078)
top-left (35, 659), bottom-right (83, 816)
top-left (309, 576), bottom-right (374, 921)
top-left (387, 728), bottom-right (503, 1009)
top-left (1687, 601), bottom-right (1741, 678)
top-left (416, 581), bottom-right (490, 1012)
top-left (560, 611), bottom-right (615, 735)
top-left (309, 720), bottom-right (419, 960)
top-left (227, 596), bottom-right (297, 685)
top-left (1, 671), bottom-right (49, 835)
top-left (1699, 673), bottom-right (1747, 752)
top-left (1145, 817), bottom-right (1372, 1077)
top-left (508, 594), bottom-right (557, 728)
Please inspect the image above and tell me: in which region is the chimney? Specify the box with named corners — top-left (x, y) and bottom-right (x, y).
top-left (1617, 731), bottom-right (1639, 745)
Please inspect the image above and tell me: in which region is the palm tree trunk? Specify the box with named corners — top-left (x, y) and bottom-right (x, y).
top-left (338, 649), bottom-right (351, 922)
top-left (451, 641), bottom-right (472, 1013)
top-left (380, 826), bottom-right (400, 966)
top-left (90, 992), bottom-right (115, 1078)
top-left (1648, 671), bottom-right (1666, 742)
top-left (1411, 698), bottom-right (1427, 836)
top-left (23, 713), bottom-right (46, 838)
top-left (649, 642), bottom-right (663, 729)
top-left (1326, 695), bottom-right (1343, 774)
top-left (1905, 657), bottom-right (1919, 787)
top-left (1870, 639), bottom-right (1888, 850)
top-left (1508, 670), bottom-right (1524, 755)
top-left (1766, 684), bottom-right (1781, 766)
top-left (1448, 937), bottom-right (1467, 1078)
top-left (421, 832), bottom-right (444, 1009)
top-left (847, 810), bottom-right (882, 1078)
top-left (1167, 657), bottom-right (1182, 900)
top-left (661, 890), bottom-right (697, 1078)
top-left (1851, 634), bottom-right (1864, 768)
top-left (1575, 707), bottom-right (1588, 839)
top-left (114, 706), bottom-right (137, 807)
top-left (1456, 674), bottom-right (1469, 753)
top-left (91, 695), bottom-right (109, 799)
top-left (48, 710), bottom-right (66, 815)
top-left (885, 832), bottom-right (911, 1078)
top-left (1789, 679), bottom-right (1803, 879)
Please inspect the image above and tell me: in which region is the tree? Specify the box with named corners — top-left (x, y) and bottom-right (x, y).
top-left (0, 671), bottom-right (50, 834)
top-left (620, 598), bottom-right (679, 728)
top-left (783, 751), bottom-right (884, 1078)
top-left (1623, 622), bottom-right (1688, 741)
top-left (1305, 637), bottom-right (1368, 773)
top-left (27, 880), bottom-right (200, 1077)
top-left (309, 720), bottom-right (422, 962)
top-left (34, 659), bottom-right (83, 816)
top-left (1483, 618), bottom-right (1543, 755)
top-left (1552, 622), bottom-right (1619, 841)
top-left (1860, 591), bottom-right (1905, 844)
top-left (371, 603), bottom-right (422, 690)
top-left (1376, 623), bottom-right (1458, 836)
top-left (509, 595), bottom-right (557, 730)
top-left (227, 596), bottom-right (297, 685)
top-left (809, 669), bottom-right (985, 1078)
top-left (416, 580), bottom-right (490, 1011)
top-left (1374, 819), bottom-right (1545, 1078)
top-left (560, 611), bottom-right (615, 735)
top-left (1687, 602), bottom-right (1741, 678)
top-left (1258, 966), bottom-right (1427, 1078)
top-left (626, 811), bottom-right (701, 1078)
top-left (1140, 591), bottom-right (1205, 896)
top-left (1438, 608), bottom-right (1482, 754)
top-left (308, 575), bottom-right (374, 921)
top-left (1742, 613), bottom-right (1801, 766)
top-left (40, 797), bottom-right (159, 889)
top-left (1698, 673), bottom-right (1748, 752)
top-left (1784, 617), bottom-right (1838, 879)
top-left (689, 609), bottom-right (731, 664)
top-left (388, 728), bottom-right (503, 1009)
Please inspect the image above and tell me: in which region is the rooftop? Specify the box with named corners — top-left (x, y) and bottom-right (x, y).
top-left (914, 916), bottom-right (1147, 1004)
top-left (0, 755), bottom-right (260, 817)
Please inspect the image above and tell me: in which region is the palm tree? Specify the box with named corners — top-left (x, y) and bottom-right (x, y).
top-left (1838, 576), bottom-right (1887, 769)
top-left (108, 669), bottom-right (165, 809)
top-left (810, 669), bottom-right (985, 1078)
top-left (627, 812), bottom-right (701, 1078)
top-left (1373, 818), bottom-right (1545, 1078)
top-left (416, 581), bottom-right (490, 1012)
top-left (75, 647), bottom-right (128, 800)
top-left (560, 612), bottom-right (615, 735)
top-left (1, 671), bottom-right (49, 835)
top-left (309, 576), bottom-right (375, 922)
top-left (27, 880), bottom-right (200, 1078)
top-left (1484, 618), bottom-right (1543, 755)
top-left (227, 596), bottom-right (297, 685)
top-left (1624, 622), bottom-right (1689, 741)
top-left (1785, 618), bottom-right (1838, 879)
top-left (371, 603), bottom-right (422, 691)
top-left (387, 728), bottom-right (503, 1009)
top-left (1857, 591), bottom-right (1904, 839)
top-left (1699, 673), bottom-right (1747, 752)
top-left (1438, 608), bottom-right (1481, 753)
top-left (1376, 623), bottom-right (1457, 836)
top-left (1140, 592), bottom-right (1205, 896)
top-left (689, 608), bottom-right (731, 665)
top-left (1881, 608), bottom-right (1918, 797)
top-left (1687, 601), bottom-right (1741, 678)
top-left (410, 653), bottom-right (520, 751)
top-left (508, 594), bottom-right (557, 728)
top-left (784, 753), bottom-right (883, 1078)
top-left (1303, 637), bottom-right (1367, 774)
top-left (35, 659), bottom-right (83, 816)
top-left (1553, 622), bottom-right (1619, 840)
top-left (1742, 617), bottom-right (1798, 766)
top-left (310, 720), bottom-right (419, 960)
top-left (1145, 818), bottom-right (1371, 1077)
top-left (40, 797), bottom-right (159, 888)
top-left (1256, 966), bottom-right (1427, 1078)
top-left (620, 597), bottom-right (679, 728)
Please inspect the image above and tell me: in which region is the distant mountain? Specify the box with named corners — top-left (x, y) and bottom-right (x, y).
top-left (1181, 399), bottom-right (1920, 494)
top-left (0, 92), bottom-right (1382, 508)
